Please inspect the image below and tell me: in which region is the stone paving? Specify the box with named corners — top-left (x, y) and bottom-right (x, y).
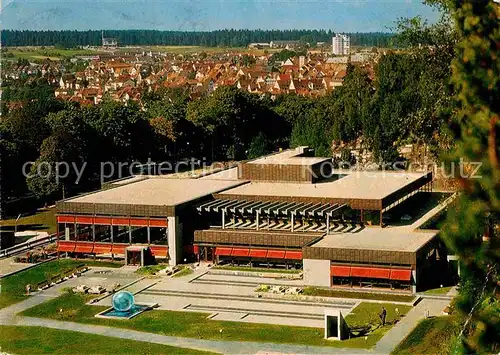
top-left (0, 257), bottom-right (35, 277)
top-left (119, 269), bottom-right (357, 328)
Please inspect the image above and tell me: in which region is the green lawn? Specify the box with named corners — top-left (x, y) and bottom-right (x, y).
top-left (392, 316), bottom-right (460, 355)
top-left (212, 265), bottom-right (302, 274)
top-left (0, 259), bottom-right (122, 309)
top-left (0, 326), bottom-right (217, 355)
top-left (303, 287), bottom-right (416, 303)
top-left (0, 208), bottom-right (57, 234)
top-left (77, 259), bottom-right (124, 268)
top-left (21, 292), bottom-right (411, 348)
top-left (172, 266), bottom-right (194, 278)
top-left (0, 259), bottom-right (85, 309)
top-left (136, 264), bottom-right (167, 275)
top-left (422, 286), bottom-right (454, 295)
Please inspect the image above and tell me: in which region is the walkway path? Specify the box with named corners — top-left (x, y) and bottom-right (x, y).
top-left (374, 298), bottom-right (450, 354)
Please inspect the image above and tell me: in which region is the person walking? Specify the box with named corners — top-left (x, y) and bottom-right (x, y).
top-left (379, 306), bottom-right (387, 326)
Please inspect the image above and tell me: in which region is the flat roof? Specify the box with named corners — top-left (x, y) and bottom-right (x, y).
top-left (219, 171), bottom-right (428, 201)
top-left (200, 167), bottom-right (239, 180)
top-left (66, 177), bottom-right (244, 207)
top-left (310, 226), bottom-right (437, 253)
top-left (249, 156), bottom-right (329, 166)
top-left (248, 146), bottom-right (323, 165)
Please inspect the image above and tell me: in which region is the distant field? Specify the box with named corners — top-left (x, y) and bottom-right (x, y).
top-left (135, 45), bottom-right (280, 55)
top-left (4, 47), bottom-right (102, 61)
top-left (4, 45), bottom-right (280, 60)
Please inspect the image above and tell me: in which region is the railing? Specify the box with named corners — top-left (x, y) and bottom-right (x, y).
top-left (0, 232), bottom-right (63, 259)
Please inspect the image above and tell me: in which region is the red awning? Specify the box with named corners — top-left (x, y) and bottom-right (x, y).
top-left (93, 216), bottom-right (112, 225)
top-left (369, 268), bottom-right (391, 279)
top-left (111, 244), bottom-right (127, 255)
top-left (249, 249), bottom-right (267, 258)
top-left (193, 245), bottom-right (200, 254)
top-left (390, 269), bottom-right (412, 281)
top-left (57, 215), bottom-right (75, 223)
top-left (267, 249), bottom-right (286, 259)
top-left (93, 243), bottom-right (112, 254)
top-left (57, 241), bottom-right (76, 252)
top-left (74, 242), bottom-right (94, 253)
top-left (331, 265), bottom-right (351, 277)
top-left (75, 216), bottom-right (93, 224)
top-left (215, 247), bottom-right (232, 256)
top-left (150, 245), bottom-right (168, 258)
top-left (111, 217), bottom-right (130, 226)
top-left (232, 248), bottom-right (250, 257)
top-left (129, 218), bottom-right (149, 227)
top-left (285, 250), bottom-right (303, 260)
top-left (149, 219), bottom-right (168, 227)
top-left (350, 266), bottom-right (372, 278)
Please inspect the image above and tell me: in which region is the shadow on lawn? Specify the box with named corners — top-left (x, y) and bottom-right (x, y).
top-left (1, 224), bottom-right (48, 232)
top-left (348, 317), bottom-right (403, 338)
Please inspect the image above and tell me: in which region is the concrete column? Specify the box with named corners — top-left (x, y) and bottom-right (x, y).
top-left (304, 259), bottom-right (331, 287)
top-left (167, 216), bottom-right (182, 266)
top-left (256, 211), bottom-right (259, 230)
top-left (412, 269), bottom-right (417, 294)
top-left (326, 215), bottom-right (330, 235)
top-left (110, 225), bottom-right (114, 243)
top-left (147, 226), bottom-right (151, 244)
top-left (74, 222), bottom-right (77, 241)
top-left (291, 214), bottom-right (294, 232)
top-left (92, 224), bottom-right (96, 242)
top-left (222, 211), bottom-right (225, 229)
top-left (128, 225), bottom-right (132, 244)
top-left (65, 224), bottom-right (70, 241)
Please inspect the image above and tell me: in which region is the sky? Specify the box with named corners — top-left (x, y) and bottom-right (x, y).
top-left (2, 0), bottom-right (440, 32)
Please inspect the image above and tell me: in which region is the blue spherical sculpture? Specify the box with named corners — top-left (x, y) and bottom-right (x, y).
top-left (112, 291), bottom-right (135, 312)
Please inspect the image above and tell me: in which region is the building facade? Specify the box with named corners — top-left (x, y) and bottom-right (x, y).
top-left (55, 147), bottom-right (453, 293)
top-left (332, 34), bottom-right (350, 55)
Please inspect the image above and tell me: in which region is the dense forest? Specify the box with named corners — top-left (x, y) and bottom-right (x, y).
top-left (1, 29), bottom-right (393, 48)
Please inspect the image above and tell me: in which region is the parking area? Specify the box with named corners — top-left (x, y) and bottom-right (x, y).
top-left (92, 267), bottom-right (358, 328)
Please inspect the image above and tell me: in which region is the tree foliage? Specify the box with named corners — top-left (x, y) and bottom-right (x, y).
top-left (440, 0), bottom-right (500, 353)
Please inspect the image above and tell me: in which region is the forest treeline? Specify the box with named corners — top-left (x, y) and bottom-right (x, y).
top-left (1, 29), bottom-right (393, 48)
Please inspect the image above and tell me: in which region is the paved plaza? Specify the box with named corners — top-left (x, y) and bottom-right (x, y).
top-left (94, 267), bottom-right (358, 328)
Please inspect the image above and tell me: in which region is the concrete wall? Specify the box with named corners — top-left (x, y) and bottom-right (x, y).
top-left (303, 259), bottom-right (331, 287)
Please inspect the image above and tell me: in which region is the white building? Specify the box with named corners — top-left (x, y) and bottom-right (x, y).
top-left (332, 34), bottom-right (350, 56)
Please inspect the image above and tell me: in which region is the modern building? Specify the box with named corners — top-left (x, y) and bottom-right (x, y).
top-left (56, 147), bottom-right (452, 293)
top-left (332, 34), bottom-right (350, 55)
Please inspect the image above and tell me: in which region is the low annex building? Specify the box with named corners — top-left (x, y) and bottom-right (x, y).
top-left (56, 146), bottom-right (451, 293)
